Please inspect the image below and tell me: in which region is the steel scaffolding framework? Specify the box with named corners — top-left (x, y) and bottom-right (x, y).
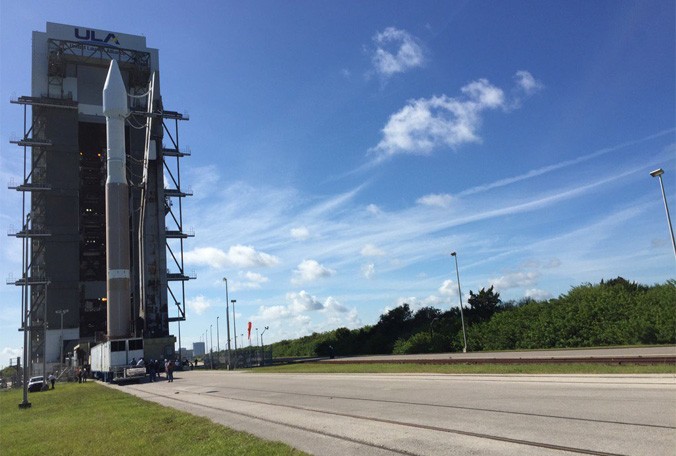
top-left (7, 96), bottom-right (77, 376)
top-left (160, 110), bottom-right (194, 323)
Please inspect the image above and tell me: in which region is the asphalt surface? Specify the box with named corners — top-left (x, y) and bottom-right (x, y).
top-left (112, 369), bottom-right (676, 456)
top-left (324, 346), bottom-right (676, 363)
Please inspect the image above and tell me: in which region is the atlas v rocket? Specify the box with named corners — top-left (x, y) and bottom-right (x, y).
top-left (102, 60), bottom-right (131, 339)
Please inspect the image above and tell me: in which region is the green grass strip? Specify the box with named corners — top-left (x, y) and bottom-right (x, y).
top-left (0, 382), bottom-right (307, 456)
top-left (255, 362), bottom-right (676, 375)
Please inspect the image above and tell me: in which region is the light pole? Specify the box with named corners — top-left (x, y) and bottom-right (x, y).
top-left (450, 252), bottom-right (468, 353)
top-left (223, 278), bottom-right (232, 369)
top-left (650, 168), bottom-right (676, 260)
top-left (216, 316), bottom-right (220, 363)
top-left (41, 281), bottom-right (49, 380)
top-left (55, 309), bottom-right (69, 366)
top-left (209, 325), bottom-right (214, 369)
top-left (177, 318), bottom-right (181, 361)
top-left (260, 326), bottom-right (269, 366)
top-left (231, 299), bottom-right (237, 368)
top-left (430, 317), bottom-right (439, 339)
top-left (19, 213), bottom-right (31, 409)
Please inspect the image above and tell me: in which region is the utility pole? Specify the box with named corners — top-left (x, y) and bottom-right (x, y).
top-left (650, 168), bottom-right (676, 260)
top-left (209, 325), bottom-right (214, 369)
top-left (223, 278), bottom-right (232, 370)
top-left (19, 214), bottom-right (31, 409)
top-left (177, 318), bottom-right (181, 361)
top-left (450, 252), bottom-right (468, 353)
top-left (41, 282), bottom-right (49, 381)
top-left (260, 326), bottom-right (268, 366)
top-left (231, 299), bottom-right (237, 368)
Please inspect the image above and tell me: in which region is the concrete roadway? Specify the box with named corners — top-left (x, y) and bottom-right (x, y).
top-left (324, 346), bottom-right (676, 363)
top-left (113, 370), bottom-right (675, 456)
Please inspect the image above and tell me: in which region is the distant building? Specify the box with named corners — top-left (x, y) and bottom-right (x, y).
top-left (179, 347), bottom-right (193, 359)
top-left (193, 342), bottom-right (205, 357)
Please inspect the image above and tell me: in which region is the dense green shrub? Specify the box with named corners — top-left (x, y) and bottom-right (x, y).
top-left (468, 279), bottom-right (675, 350)
top-left (269, 278), bottom-right (675, 357)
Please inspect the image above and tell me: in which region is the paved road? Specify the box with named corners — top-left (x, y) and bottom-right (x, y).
top-left (325, 346), bottom-right (676, 362)
top-left (113, 371), bottom-right (675, 456)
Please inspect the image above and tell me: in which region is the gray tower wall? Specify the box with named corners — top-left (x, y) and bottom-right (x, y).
top-left (33, 107), bottom-right (80, 333)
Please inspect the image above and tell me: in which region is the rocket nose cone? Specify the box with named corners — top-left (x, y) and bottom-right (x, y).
top-left (103, 60), bottom-right (128, 117)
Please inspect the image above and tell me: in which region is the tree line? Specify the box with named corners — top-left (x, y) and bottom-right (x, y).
top-left (270, 278), bottom-right (675, 357)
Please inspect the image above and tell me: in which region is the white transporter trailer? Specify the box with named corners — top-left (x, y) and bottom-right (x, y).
top-left (90, 338), bottom-right (146, 383)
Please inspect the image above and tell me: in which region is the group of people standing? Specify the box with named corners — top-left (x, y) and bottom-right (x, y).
top-left (144, 358), bottom-right (176, 382)
top-left (75, 366), bottom-right (89, 383)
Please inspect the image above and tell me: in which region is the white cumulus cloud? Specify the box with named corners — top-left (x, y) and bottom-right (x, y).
top-left (417, 193), bottom-right (453, 208)
top-left (292, 259), bottom-right (336, 285)
top-left (288, 290), bottom-right (325, 312)
top-left (290, 226), bottom-right (310, 240)
top-left (187, 295), bottom-right (214, 316)
top-left (438, 279), bottom-right (456, 296)
top-left (255, 292), bottom-right (360, 338)
top-left (525, 288), bottom-right (552, 301)
top-left (371, 79), bottom-right (505, 158)
top-left (395, 295), bottom-right (445, 309)
top-left (257, 291), bottom-right (352, 319)
top-left (258, 305), bottom-right (293, 320)
top-left (234, 271), bottom-right (269, 290)
top-left (514, 70), bottom-right (544, 95)
top-left (362, 263), bottom-right (376, 279)
top-left (225, 244), bottom-right (280, 268)
top-left (371, 27), bottom-right (425, 77)
top-left (491, 271), bottom-right (540, 290)
top-left (183, 246), bottom-right (228, 268)
top-left (323, 296), bottom-right (349, 314)
top-left (184, 245), bottom-right (279, 269)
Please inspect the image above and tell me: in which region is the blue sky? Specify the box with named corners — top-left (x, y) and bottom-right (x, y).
top-left (0, 1), bottom-right (674, 365)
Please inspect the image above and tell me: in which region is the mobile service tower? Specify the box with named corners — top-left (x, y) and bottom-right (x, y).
top-left (8, 22), bottom-right (193, 380)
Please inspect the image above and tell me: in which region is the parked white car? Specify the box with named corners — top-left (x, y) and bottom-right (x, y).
top-left (28, 376), bottom-right (45, 392)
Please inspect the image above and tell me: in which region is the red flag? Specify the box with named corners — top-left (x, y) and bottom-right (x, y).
top-left (247, 321), bottom-right (252, 340)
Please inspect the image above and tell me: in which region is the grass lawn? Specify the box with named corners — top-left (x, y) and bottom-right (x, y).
top-left (0, 382), bottom-right (307, 456)
top-left (255, 362), bottom-right (676, 375)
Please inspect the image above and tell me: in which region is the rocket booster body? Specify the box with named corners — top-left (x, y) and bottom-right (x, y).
top-left (103, 60), bottom-right (131, 339)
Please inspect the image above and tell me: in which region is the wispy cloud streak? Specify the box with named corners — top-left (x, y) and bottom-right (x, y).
top-left (458, 129), bottom-right (675, 197)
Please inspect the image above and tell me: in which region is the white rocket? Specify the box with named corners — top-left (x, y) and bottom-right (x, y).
top-left (103, 59), bottom-right (131, 339)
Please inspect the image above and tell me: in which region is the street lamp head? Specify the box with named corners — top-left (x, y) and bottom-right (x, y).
top-left (650, 168), bottom-right (664, 177)
top-left (265, 326), bottom-right (269, 330)
top-left (231, 299), bottom-right (236, 304)
top-left (223, 277), bottom-right (227, 283)
top-left (450, 251), bottom-right (456, 256)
